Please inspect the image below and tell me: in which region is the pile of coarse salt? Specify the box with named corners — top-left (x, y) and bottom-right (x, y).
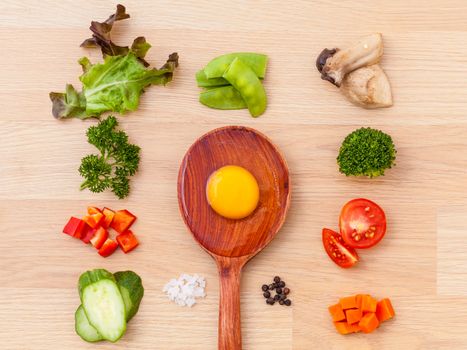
top-left (163, 274), bottom-right (206, 307)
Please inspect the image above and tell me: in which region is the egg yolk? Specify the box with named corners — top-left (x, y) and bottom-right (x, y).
top-left (206, 165), bottom-right (260, 219)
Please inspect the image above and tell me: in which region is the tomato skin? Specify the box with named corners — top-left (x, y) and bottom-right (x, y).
top-left (339, 198), bottom-right (387, 249)
top-left (322, 228), bottom-right (359, 268)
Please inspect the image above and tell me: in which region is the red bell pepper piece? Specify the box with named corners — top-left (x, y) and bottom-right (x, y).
top-left (63, 217), bottom-right (87, 239)
top-left (80, 226), bottom-right (95, 244)
top-left (116, 230), bottom-right (139, 253)
top-left (98, 238), bottom-right (119, 257)
top-left (101, 207), bottom-right (115, 229)
top-left (83, 212), bottom-right (104, 229)
top-left (111, 209), bottom-right (136, 234)
top-left (90, 227), bottom-right (108, 249)
top-left (87, 206), bottom-right (102, 215)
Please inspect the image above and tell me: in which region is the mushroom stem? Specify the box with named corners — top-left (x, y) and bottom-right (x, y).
top-left (318, 33), bottom-right (384, 86)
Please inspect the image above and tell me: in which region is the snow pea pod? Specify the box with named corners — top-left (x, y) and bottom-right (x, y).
top-left (204, 53), bottom-right (268, 79)
top-left (195, 69), bottom-right (230, 88)
top-left (199, 86), bottom-right (247, 110)
top-left (223, 58), bottom-right (267, 117)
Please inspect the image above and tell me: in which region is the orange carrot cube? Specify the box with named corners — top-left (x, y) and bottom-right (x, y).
top-left (358, 312), bottom-right (380, 333)
top-left (361, 295), bottom-right (377, 313)
top-left (334, 321), bottom-right (360, 335)
top-left (346, 308), bottom-right (363, 324)
top-left (339, 295), bottom-right (357, 310)
top-left (328, 303), bottom-right (346, 322)
top-left (376, 298), bottom-right (395, 322)
top-left (356, 294), bottom-right (369, 309)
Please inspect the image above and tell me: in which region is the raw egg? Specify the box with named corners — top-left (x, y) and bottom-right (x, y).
top-left (206, 165), bottom-right (260, 219)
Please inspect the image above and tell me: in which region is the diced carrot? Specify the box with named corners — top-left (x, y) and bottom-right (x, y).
top-left (346, 308), bottom-right (363, 324)
top-left (334, 321), bottom-right (360, 335)
top-left (358, 312), bottom-right (380, 333)
top-left (361, 295), bottom-right (377, 313)
top-left (356, 294), bottom-right (368, 309)
top-left (328, 303), bottom-right (346, 322)
top-left (339, 295), bottom-right (357, 310)
top-left (349, 323), bottom-right (361, 333)
top-left (376, 298), bottom-right (395, 322)
top-left (334, 322), bottom-right (352, 335)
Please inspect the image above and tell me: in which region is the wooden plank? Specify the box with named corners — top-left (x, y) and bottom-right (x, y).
top-left (1, 0), bottom-right (467, 348)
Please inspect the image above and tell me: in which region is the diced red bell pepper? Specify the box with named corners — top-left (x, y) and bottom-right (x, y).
top-left (101, 207), bottom-right (115, 229)
top-left (90, 227), bottom-right (108, 249)
top-left (63, 217), bottom-right (87, 239)
top-left (116, 230), bottom-right (139, 253)
top-left (98, 238), bottom-right (119, 257)
top-left (111, 209), bottom-right (136, 234)
top-left (87, 206), bottom-right (102, 215)
top-left (83, 212), bottom-right (104, 229)
top-left (80, 226), bottom-right (96, 244)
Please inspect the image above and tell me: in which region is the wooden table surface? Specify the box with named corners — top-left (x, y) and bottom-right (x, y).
top-left (2, 1), bottom-right (467, 349)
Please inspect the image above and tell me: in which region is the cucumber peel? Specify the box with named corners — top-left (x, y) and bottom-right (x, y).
top-left (114, 271), bottom-right (144, 321)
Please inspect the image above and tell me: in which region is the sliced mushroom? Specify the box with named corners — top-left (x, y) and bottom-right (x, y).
top-left (317, 33), bottom-right (384, 87)
top-left (340, 64), bottom-right (393, 109)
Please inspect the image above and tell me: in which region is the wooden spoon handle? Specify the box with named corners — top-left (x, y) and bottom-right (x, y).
top-left (216, 256), bottom-right (247, 350)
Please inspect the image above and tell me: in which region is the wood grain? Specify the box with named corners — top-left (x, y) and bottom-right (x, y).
top-left (1, 0), bottom-right (467, 349)
top-left (178, 126), bottom-right (290, 258)
top-left (178, 126), bottom-right (290, 349)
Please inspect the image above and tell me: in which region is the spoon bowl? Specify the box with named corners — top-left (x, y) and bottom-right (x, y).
top-left (178, 126), bottom-right (290, 349)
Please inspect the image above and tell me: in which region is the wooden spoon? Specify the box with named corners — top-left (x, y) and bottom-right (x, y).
top-left (178, 126), bottom-right (290, 349)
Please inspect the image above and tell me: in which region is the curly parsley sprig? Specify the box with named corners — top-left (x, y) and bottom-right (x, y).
top-left (79, 116), bottom-right (140, 199)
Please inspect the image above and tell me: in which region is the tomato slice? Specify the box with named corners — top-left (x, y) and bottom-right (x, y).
top-left (322, 228), bottom-right (359, 268)
top-left (339, 198), bottom-right (386, 249)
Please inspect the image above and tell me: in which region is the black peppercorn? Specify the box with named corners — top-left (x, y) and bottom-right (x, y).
top-left (262, 284), bottom-right (269, 292)
top-left (283, 287), bottom-right (290, 295)
top-left (278, 281), bottom-right (285, 288)
top-left (268, 284), bottom-right (275, 290)
top-left (274, 276), bottom-right (281, 283)
top-left (263, 291), bottom-right (271, 298)
top-left (266, 298), bottom-right (275, 305)
top-left (274, 294), bottom-right (281, 301)
top-left (279, 300), bottom-right (284, 305)
top-left (284, 299), bottom-right (292, 306)
top-left (276, 288), bottom-right (282, 294)
top-left (280, 294), bottom-right (287, 300)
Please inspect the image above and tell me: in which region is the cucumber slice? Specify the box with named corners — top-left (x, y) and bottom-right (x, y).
top-left (79, 269), bottom-right (126, 342)
top-left (75, 305), bottom-right (103, 342)
top-left (114, 271), bottom-right (144, 321)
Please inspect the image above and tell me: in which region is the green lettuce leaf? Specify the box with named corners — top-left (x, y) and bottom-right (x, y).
top-left (50, 52), bottom-right (178, 119)
top-left (50, 4), bottom-right (179, 119)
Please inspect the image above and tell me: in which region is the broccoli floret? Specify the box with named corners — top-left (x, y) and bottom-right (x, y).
top-left (337, 127), bottom-right (396, 178)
